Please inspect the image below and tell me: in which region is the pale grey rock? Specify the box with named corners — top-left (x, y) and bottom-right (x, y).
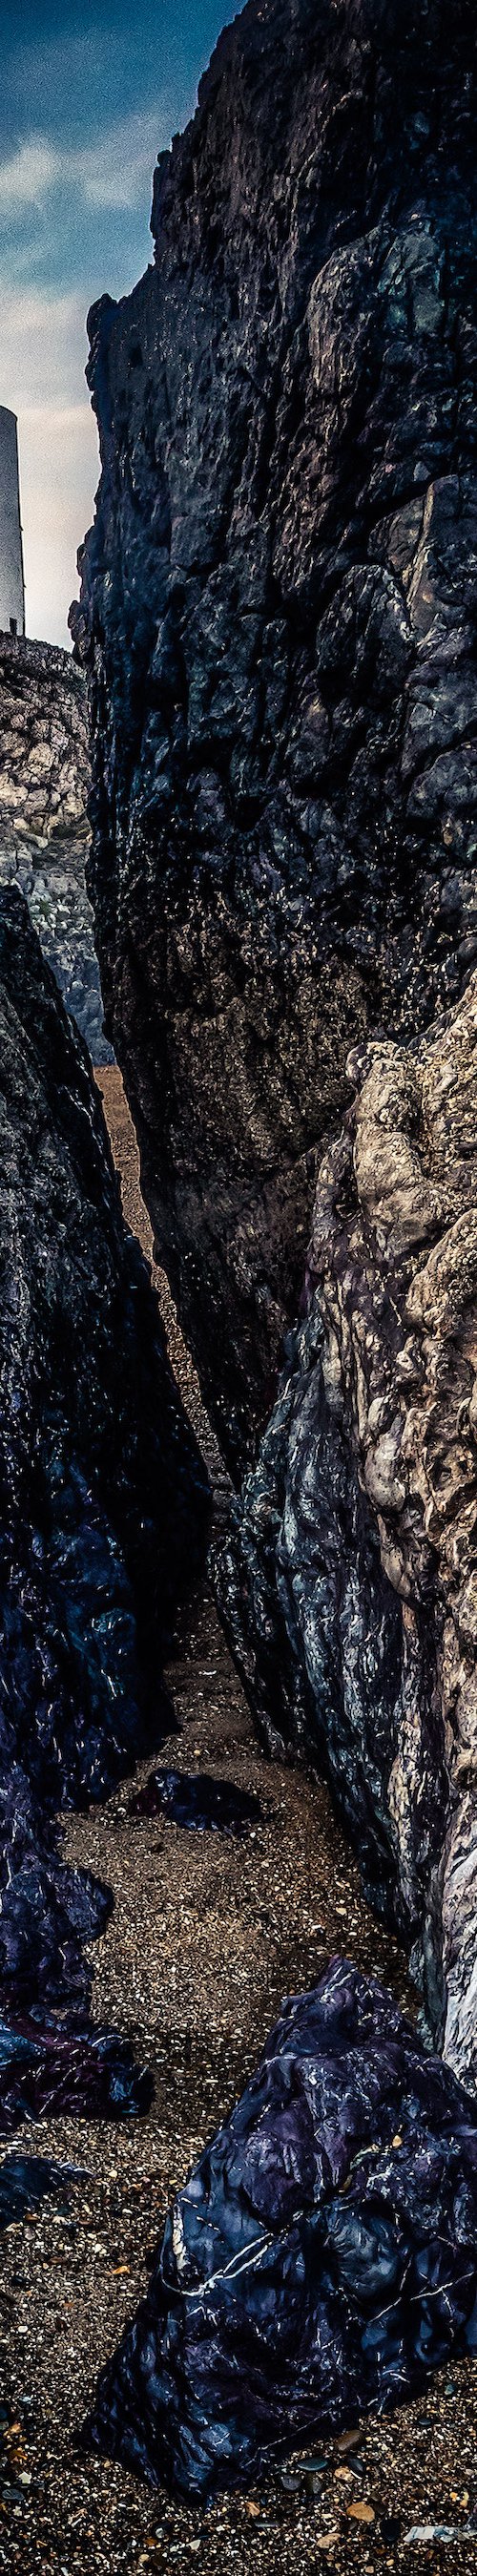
top-left (0, 632), bottom-right (111, 1062)
top-left (217, 973), bottom-right (477, 2090)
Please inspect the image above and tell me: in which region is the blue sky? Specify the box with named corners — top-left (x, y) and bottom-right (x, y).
top-left (0, 5), bottom-right (232, 642)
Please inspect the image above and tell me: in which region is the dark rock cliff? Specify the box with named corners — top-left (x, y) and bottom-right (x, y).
top-left (73, 0), bottom-right (477, 1472)
top-left (0, 889), bottom-right (208, 2020)
top-left (217, 974), bottom-right (477, 2088)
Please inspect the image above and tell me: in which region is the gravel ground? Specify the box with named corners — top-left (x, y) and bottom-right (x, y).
top-left (1, 1072), bottom-right (475, 2576)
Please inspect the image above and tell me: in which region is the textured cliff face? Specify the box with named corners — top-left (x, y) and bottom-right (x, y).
top-left (0, 633), bottom-right (111, 1062)
top-left (217, 972), bottom-right (477, 2087)
top-left (0, 634), bottom-right (88, 842)
top-left (0, 888), bottom-right (208, 2021)
top-left (73, 0), bottom-right (477, 1468)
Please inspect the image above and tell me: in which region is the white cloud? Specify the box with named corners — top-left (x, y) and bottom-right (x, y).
top-left (0, 284), bottom-right (99, 647)
top-left (19, 405), bottom-right (99, 650)
top-left (0, 138), bottom-right (59, 208)
top-left (0, 103), bottom-right (168, 645)
top-left (73, 112), bottom-right (163, 212)
top-left (0, 283), bottom-right (89, 409)
top-left (0, 109), bottom-right (162, 219)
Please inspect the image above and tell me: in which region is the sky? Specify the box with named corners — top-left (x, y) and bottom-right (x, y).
top-left (0, 3), bottom-right (233, 645)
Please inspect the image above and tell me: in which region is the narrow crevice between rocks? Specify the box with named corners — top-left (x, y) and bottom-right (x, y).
top-left (2, 1071), bottom-right (473, 2566)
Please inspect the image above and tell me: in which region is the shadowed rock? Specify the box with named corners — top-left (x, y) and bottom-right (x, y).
top-left (0, 886), bottom-right (208, 2079)
top-left (131, 1767), bottom-right (262, 1833)
top-left (0, 2154), bottom-right (81, 2229)
top-left (0, 2015), bottom-right (153, 2132)
top-left (217, 973), bottom-right (477, 2087)
top-left (73, 0), bottom-right (477, 1470)
top-left (86, 1960), bottom-right (477, 2500)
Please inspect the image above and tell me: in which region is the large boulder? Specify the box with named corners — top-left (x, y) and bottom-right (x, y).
top-left (73, 0), bottom-right (477, 1470)
top-left (217, 973), bottom-right (477, 2087)
top-left (86, 1961), bottom-right (477, 2499)
top-left (0, 888), bottom-right (208, 2018)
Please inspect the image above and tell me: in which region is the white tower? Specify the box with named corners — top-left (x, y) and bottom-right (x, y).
top-left (0, 408), bottom-right (25, 638)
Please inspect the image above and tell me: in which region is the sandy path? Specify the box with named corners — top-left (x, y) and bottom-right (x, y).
top-left (1, 1074), bottom-right (474, 2576)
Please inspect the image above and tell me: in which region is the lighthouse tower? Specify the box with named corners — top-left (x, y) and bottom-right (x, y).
top-left (0, 408), bottom-right (25, 638)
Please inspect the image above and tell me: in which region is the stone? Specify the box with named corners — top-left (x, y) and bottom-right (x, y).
top-left (85, 1960), bottom-right (477, 2501)
top-left (0, 2013), bottom-right (153, 2132)
top-left (0, 632), bottom-right (111, 1063)
top-left (0, 888), bottom-right (208, 2061)
top-left (216, 972), bottom-right (477, 2087)
top-left (0, 2157), bottom-right (79, 2230)
top-left (73, 0), bottom-right (477, 1470)
top-left (130, 1768), bottom-right (262, 1833)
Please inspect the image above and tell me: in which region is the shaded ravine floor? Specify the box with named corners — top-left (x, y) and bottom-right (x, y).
top-left (0, 1078), bottom-right (474, 2576)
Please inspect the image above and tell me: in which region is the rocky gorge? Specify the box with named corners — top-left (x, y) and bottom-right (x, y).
top-left (52, 0), bottom-right (477, 2509)
top-left (1, 0), bottom-right (477, 2549)
top-left (73, 0), bottom-right (477, 2072)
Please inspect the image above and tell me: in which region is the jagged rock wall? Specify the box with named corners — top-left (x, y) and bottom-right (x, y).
top-left (0, 887), bottom-right (208, 2017)
top-left (216, 973), bottom-right (477, 2089)
top-left (0, 632), bottom-right (112, 1062)
top-left (73, 0), bottom-right (477, 1470)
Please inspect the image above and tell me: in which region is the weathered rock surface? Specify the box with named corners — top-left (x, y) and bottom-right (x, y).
top-left (73, 0), bottom-right (477, 1467)
top-left (0, 2156), bottom-right (79, 2229)
top-left (0, 886), bottom-right (208, 2030)
top-left (130, 1766), bottom-right (262, 1833)
top-left (217, 974), bottom-right (477, 2087)
top-left (0, 632), bottom-right (111, 1062)
top-left (87, 1960), bottom-right (477, 2499)
top-left (0, 2013), bottom-right (152, 2132)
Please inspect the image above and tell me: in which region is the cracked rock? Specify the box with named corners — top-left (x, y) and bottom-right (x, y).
top-left (86, 1960), bottom-right (477, 2500)
top-left (73, 0), bottom-right (477, 1470)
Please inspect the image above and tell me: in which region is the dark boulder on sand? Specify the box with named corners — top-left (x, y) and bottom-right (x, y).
top-left (86, 1960), bottom-right (477, 2500)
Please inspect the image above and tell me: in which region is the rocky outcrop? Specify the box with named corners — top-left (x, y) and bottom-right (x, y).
top-left (73, 0), bottom-right (477, 1468)
top-left (87, 1961), bottom-right (477, 2499)
top-left (217, 974), bottom-right (477, 2087)
top-left (0, 887), bottom-right (208, 2031)
top-left (0, 632), bottom-right (111, 1062)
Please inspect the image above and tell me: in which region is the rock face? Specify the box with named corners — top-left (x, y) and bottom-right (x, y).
top-left (0, 887), bottom-right (208, 2023)
top-left (87, 1961), bottom-right (477, 2499)
top-left (217, 974), bottom-right (477, 2087)
top-left (0, 631), bottom-right (111, 1062)
top-left (73, 0), bottom-right (477, 1469)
